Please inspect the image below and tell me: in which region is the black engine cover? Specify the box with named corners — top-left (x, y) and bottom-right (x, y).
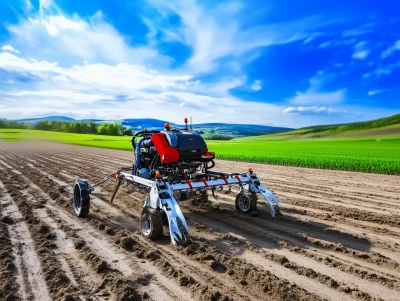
top-left (164, 130), bottom-right (207, 161)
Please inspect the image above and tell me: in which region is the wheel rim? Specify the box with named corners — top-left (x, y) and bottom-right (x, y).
top-left (238, 195), bottom-right (251, 212)
top-left (141, 213), bottom-right (151, 235)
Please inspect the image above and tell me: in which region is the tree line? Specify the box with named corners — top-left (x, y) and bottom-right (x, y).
top-left (0, 119), bottom-right (30, 129)
top-left (0, 119), bottom-right (133, 136)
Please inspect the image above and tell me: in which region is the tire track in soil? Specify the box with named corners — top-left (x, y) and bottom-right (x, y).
top-left (0, 143), bottom-right (399, 300)
top-left (0, 151), bottom-right (252, 301)
top-left (8, 148), bottom-right (400, 288)
top-left (0, 180), bottom-right (51, 301)
top-left (0, 146), bottom-right (324, 300)
top-left (0, 175), bottom-right (84, 301)
top-left (42, 149), bottom-right (400, 236)
top-left (0, 187), bottom-right (22, 301)
top-left (7, 150), bottom-right (400, 262)
top-left (0, 159), bottom-right (192, 301)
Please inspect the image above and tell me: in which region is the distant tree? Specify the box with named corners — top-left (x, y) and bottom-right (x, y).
top-left (97, 124), bottom-right (107, 135)
top-left (122, 127), bottom-right (132, 136)
top-left (0, 119), bottom-right (30, 129)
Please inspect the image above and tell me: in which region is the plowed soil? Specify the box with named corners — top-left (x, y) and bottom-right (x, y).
top-left (0, 142), bottom-right (399, 301)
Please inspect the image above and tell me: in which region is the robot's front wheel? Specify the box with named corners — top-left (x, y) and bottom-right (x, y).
top-left (141, 207), bottom-right (163, 239)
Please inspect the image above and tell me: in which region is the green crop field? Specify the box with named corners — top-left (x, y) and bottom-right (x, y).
top-left (1, 129), bottom-right (399, 175)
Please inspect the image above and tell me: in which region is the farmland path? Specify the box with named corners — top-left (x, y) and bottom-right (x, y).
top-left (0, 141), bottom-right (399, 301)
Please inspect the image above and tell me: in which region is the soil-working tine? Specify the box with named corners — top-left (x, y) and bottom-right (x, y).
top-left (110, 180), bottom-right (122, 205)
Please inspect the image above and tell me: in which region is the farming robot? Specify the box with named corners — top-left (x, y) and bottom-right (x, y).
top-left (73, 118), bottom-right (281, 246)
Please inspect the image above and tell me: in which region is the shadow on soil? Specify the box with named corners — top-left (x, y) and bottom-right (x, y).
top-left (87, 189), bottom-right (372, 254)
top-left (183, 200), bottom-right (372, 254)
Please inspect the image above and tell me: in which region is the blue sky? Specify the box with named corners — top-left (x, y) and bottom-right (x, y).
top-left (0, 0), bottom-right (399, 127)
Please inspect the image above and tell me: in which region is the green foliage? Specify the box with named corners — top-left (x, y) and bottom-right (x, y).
top-left (202, 133), bottom-right (233, 140)
top-left (122, 127), bottom-right (133, 136)
top-left (97, 123), bottom-right (121, 135)
top-left (34, 120), bottom-right (98, 134)
top-left (0, 119), bottom-right (31, 129)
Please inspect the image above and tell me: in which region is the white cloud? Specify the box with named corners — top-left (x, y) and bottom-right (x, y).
top-left (381, 40), bottom-right (400, 59)
top-left (352, 41), bottom-right (370, 60)
top-left (40, 0), bottom-right (53, 9)
top-left (251, 80), bottom-right (262, 91)
top-left (143, 0), bottom-right (335, 74)
top-left (288, 71), bottom-right (346, 106)
top-left (352, 50), bottom-right (369, 59)
top-left (368, 90), bottom-right (385, 96)
top-left (318, 38), bottom-right (356, 48)
top-left (342, 23), bottom-right (375, 37)
top-left (6, 12), bottom-right (170, 67)
top-left (0, 51), bottom-right (289, 125)
top-left (1, 45), bottom-right (20, 54)
top-left (289, 90), bottom-right (346, 106)
top-left (362, 61), bottom-right (400, 78)
top-left (283, 106), bottom-right (346, 115)
top-left (25, 0), bottom-right (33, 10)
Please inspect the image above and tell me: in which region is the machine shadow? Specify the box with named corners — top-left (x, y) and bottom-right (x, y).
top-left (183, 200), bottom-right (372, 254)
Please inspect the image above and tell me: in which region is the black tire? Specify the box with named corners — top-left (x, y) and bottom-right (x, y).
top-left (235, 192), bottom-right (257, 214)
top-left (141, 207), bottom-right (163, 239)
top-left (73, 180), bottom-right (91, 217)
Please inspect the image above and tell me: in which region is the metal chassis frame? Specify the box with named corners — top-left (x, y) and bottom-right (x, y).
top-left (89, 168), bottom-right (280, 246)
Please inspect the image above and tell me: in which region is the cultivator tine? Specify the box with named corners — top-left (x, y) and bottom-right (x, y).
top-left (257, 184), bottom-right (280, 217)
top-left (110, 180), bottom-right (122, 205)
top-left (211, 186), bottom-right (217, 200)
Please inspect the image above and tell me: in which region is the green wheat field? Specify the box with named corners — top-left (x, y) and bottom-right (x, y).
top-left (1, 129), bottom-right (399, 175)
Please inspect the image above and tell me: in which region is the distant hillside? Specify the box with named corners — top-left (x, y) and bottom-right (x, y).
top-left (293, 113), bottom-right (400, 135)
top-left (121, 118), bottom-right (180, 129)
top-left (256, 113), bottom-right (400, 140)
top-left (15, 116), bottom-right (75, 123)
top-left (191, 123), bottom-right (292, 137)
top-left (10, 116), bottom-right (291, 138)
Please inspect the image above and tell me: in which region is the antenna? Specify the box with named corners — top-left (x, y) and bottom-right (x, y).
top-left (190, 117), bottom-right (192, 130)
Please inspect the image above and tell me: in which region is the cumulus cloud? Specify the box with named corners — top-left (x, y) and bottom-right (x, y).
top-left (6, 12), bottom-right (170, 67)
top-left (318, 38), bottom-right (356, 48)
top-left (352, 41), bottom-right (370, 60)
top-left (1, 45), bottom-right (20, 53)
top-left (289, 90), bottom-right (346, 106)
top-left (0, 51), bottom-right (288, 124)
top-left (251, 80), bottom-right (262, 91)
top-left (368, 90), bottom-right (385, 96)
top-left (143, 0), bottom-right (336, 74)
top-left (283, 106), bottom-right (346, 115)
top-left (288, 71), bottom-right (346, 106)
top-left (40, 0), bottom-right (53, 9)
top-left (381, 40), bottom-right (400, 59)
top-left (352, 50), bottom-right (370, 59)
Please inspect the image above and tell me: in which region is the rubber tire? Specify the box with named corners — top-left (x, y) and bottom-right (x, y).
top-left (235, 192), bottom-right (257, 214)
top-left (73, 180), bottom-right (90, 218)
top-left (141, 208), bottom-right (163, 239)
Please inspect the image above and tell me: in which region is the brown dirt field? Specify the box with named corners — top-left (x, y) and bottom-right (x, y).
top-left (0, 141), bottom-right (399, 301)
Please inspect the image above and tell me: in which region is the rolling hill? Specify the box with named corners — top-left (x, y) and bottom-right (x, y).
top-left (249, 113), bottom-right (400, 140)
top-left (10, 116), bottom-right (293, 138)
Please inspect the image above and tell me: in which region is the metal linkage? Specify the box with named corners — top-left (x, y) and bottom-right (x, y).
top-left (75, 167), bottom-right (280, 246)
